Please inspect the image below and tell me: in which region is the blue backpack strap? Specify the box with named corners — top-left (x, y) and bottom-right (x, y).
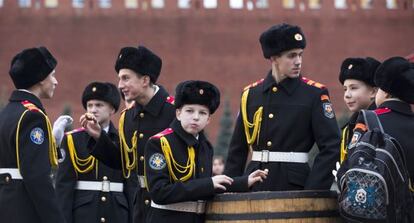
top-left (361, 110), bottom-right (384, 133)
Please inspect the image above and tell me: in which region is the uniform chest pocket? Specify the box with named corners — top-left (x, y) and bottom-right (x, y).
top-left (73, 193), bottom-right (95, 209)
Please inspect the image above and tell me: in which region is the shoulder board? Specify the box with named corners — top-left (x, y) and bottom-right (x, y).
top-left (21, 100), bottom-right (40, 112)
top-left (301, 77), bottom-right (326, 89)
top-left (374, 108), bottom-right (391, 115)
top-left (166, 96), bottom-right (175, 105)
top-left (243, 79), bottom-right (264, 91)
top-left (151, 128), bottom-right (174, 139)
top-left (120, 101), bottom-right (136, 114)
top-left (65, 127), bottom-right (85, 135)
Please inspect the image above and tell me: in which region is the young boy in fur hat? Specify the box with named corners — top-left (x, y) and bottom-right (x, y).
top-left (338, 57), bottom-right (380, 162)
top-left (225, 23), bottom-right (340, 191)
top-left (56, 82), bottom-right (133, 223)
top-left (144, 80), bottom-right (268, 223)
top-left (0, 47), bottom-right (65, 223)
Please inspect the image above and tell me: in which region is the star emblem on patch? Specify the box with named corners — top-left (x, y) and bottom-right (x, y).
top-left (30, 127), bottom-right (45, 145)
top-left (149, 153), bottom-right (166, 170)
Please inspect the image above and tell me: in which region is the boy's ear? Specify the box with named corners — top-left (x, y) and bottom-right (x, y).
top-left (176, 108), bottom-right (181, 121)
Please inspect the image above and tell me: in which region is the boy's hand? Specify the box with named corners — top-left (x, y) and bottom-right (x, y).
top-left (80, 113), bottom-right (101, 139)
top-left (211, 175), bottom-right (234, 191)
top-left (248, 169), bottom-right (269, 188)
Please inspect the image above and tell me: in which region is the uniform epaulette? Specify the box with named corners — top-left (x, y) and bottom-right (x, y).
top-left (121, 101), bottom-right (136, 113)
top-left (65, 127), bottom-right (85, 135)
top-left (243, 79), bottom-right (264, 91)
top-left (374, 108), bottom-right (391, 115)
top-left (301, 77), bottom-right (326, 89)
top-left (151, 128), bottom-right (174, 139)
top-left (166, 96), bottom-right (175, 105)
top-left (21, 100), bottom-right (40, 112)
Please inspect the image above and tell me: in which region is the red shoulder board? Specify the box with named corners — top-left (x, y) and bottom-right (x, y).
top-left (151, 128), bottom-right (174, 139)
top-left (375, 108), bottom-right (391, 115)
top-left (243, 79), bottom-right (264, 91)
top-left (166, 96), bottom-right (175, 105)
top-left (21, 100), bottom-right (40, 112)
top-left (301, 77), bottom-right (326, 89)
top-left (65, 127), bottom-right (85, 135)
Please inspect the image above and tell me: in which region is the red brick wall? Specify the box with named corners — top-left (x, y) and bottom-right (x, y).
top-left (1, 0), bottom-right (413, 143)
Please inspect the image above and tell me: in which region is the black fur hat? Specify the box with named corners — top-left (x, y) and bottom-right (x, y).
top-left (82, 82), bottom-right (121, 112)
top-left (175, 80), bottom-right (220, 114)
top-left (375, 57), bottom-right (414, 104)
top-left (9, 46), bottom-right (57, 89)
top-left (259, 23), bottom-right (306, 59)
top-left (339, 57), bottom-right (380, 86)
top-left (114, 45), bottom-right (162, 84)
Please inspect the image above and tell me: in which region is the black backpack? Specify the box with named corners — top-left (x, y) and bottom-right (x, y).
top-left (337, 110), bottom-right (413, 223)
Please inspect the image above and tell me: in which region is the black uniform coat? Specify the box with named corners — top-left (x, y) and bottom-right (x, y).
top-left (56, 123), bottom-right (130, 223)
top-left (89, 85), bottom-right (175, 223)
top-left (352, 100), bottom-right (414, 221)
top-left (0, 90), bottom-right (65, 223)
top-left (145, 119), bottom-right (248, 223)
top-left (340, 103), bottom-right (376, 162)
top-left (225, 72), bottom-right (341, 191)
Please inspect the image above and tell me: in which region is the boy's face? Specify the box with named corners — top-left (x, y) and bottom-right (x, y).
top-left (176, 104), bottom-right (211, 136)
top-left (118, 68), bottom-right (148, 102)
top-left (39, 70), bottom-right (58, 99)
top-left (86, 99), bottom-right (115, 125)
top-left (343, 79), bottom-right (377, 112)
top-left (272, 48), bottom-right (303, 78)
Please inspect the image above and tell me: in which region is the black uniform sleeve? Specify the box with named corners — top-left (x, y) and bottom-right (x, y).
top-left (87, 131), bottom-right (122, 170)
top-left (224, 110), bottom-right (249, 177)
top-left (305, 89), bottom-right (341, 190)
top-left (145, 138), bottom-right (216, 204)
top-left (18, 111), bottom-right (65, 223)
top-left (55, 135), bottom-right (77, 223)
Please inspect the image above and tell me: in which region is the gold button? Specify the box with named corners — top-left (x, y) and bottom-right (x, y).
top-left (145, 199), bottom-right (150, 205)
top-left (268, 113), bottom-right (274, 119)
top-left (103, 176), bottom-right (108, 181)
top-left (267, 141), bottom-right (272, 147)
top-left (272, 87), bottom-right (278, 92)
top-left (139, 113), bottom-right (144, 118)
top-left (5, 176), bottom-right (10, 183)
top-left (139, 133), bottom-right (144, 139)
top-left (100, 217), bottom-right (106, 222)
top-left (140, 156), bottom-right (144, 161)
top-left (101, 196), bottom-right (107, 202)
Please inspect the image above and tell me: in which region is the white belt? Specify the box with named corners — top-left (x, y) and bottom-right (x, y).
top-left (138, 175), bottom-right (146, 188)
top-left (0, 168), bottom-right (23, 180)
top-left (251, 150), bottom-right (309, 163)
top-left (75, 180), bottom-right (124, 192)
top-left (151, 200), bottom-right (206, 214)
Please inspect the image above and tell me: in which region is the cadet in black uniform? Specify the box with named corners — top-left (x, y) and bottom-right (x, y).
top-left (338, 57), bottom-right (380, 162)
top-left (225, 23), bottom-right (341, 191)
top-left (0, 47), bottom-right (65, 223)
top-left (351, 57), bottom-right (414, 182)
top-left (349, 57), bottom-right (414, 221)
top-left (145, 80), bottom-right (268, 223)
top-left (80, 46), bottom-right (175, 223)
top-left (56, 82), bottom-right (133, 223)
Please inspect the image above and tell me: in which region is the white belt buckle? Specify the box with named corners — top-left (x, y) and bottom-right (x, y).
top-left (196, 201), bottom-right (206, 214)
top-left (261, 150), bottom-right (269, 163)
top-left (102, 179), bottom-right (110, 192)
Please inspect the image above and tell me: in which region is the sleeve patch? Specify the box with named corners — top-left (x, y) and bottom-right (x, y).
top-left (323, 102), bottom-right (335, 119)
top-left (149, 153), bottom-right (166, 170)
top-left (349, 132), bottom-right (362, 149)
top-left (30, 127), bottom-right (45, 145)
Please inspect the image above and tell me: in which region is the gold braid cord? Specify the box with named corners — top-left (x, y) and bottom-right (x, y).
top-left (16, 104), bottom-right (59, 171)
top-left (67, 134), bottom-right (97, 176)
top-left (160, 136), bottom-right (195, 182)
top-left (340, 126), bottom-right (349, 163)
top-left (119, 112), bottom-right (137, 178)
top-left (241, 88), bottom-right (263, 146)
